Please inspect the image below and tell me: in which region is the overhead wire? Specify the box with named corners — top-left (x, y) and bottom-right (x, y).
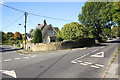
top-left (28, 13), bottom-right (73, 22)
top-left (3, 13), bottom-right (22, 17)
top-left (1, 3), bottom-right (25, 13)
top-left (2, 15), bottom-right (24, 30)
top-left (1, 3), bottom-right (74, 22)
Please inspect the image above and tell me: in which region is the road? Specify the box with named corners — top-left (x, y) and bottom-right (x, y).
top-left (0, 39), bottom-right (119, 79)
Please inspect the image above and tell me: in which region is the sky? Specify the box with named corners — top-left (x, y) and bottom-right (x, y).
top-left (1, 2), bottom-right (86, 34)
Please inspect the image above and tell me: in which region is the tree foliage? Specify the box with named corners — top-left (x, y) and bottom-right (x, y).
top-left (33, 28), bottom-right (42, 44)
top-left (113, 2), bottom-right (120, 26)
top-left (78, 2), bottom-right (114, 41)
top-left (113, 2), bottom-right (120, 37)
top-left (58, 22), bottom-right (86, 41)
top-left (112, 26), bottom-right (119, 37)
top-left (14, 32), bottom-right (22, 40)
top-left (0, 31), bottom-right (5, 43)
top-left (6, 32), bottom-right (14, 40)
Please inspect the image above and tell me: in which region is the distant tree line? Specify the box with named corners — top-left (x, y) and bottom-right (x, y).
top-left (0, 31), bottom-right (23, 46)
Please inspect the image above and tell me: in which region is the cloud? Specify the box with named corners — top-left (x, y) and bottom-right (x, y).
top-left (0, 1), bottom-right (3, 5)
top-left (0, 1), bottom-right (3, 6)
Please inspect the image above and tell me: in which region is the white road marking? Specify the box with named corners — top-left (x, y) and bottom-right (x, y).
top-left (0, 70), bottom-right (17, 78)
top-left (72, 48), bottom-right (100, 62)
top-left (92, 49), bottom-right (99, 53)
top-left (77, 60), bottom-right (82, 63)
top-left (100, 46), bottom-right (105, 49)
top-left (95, 64), bottom-right (104, 67)
top-left (90, 52), bottom-right (104, 58)
top-left (31, 55), bottom-right (37, 57)
top-left (84, 62), bottom-right (92, 65)
top-left (71, 61), bottom-right (77, 64)
top-left (23, 57), bottom-right (29, 59)
top-left (80, 63), bottom-right (88, 66)
top-left (4, 59), bottom-right (11, 62)
top-left (74, 53), bottom-right (91, 60)
top-left (19, 53), bottom-right (23, 55)
top-left (14, 58), bottom-right (21, 60)
top-left (91, 65), bottom-right (100, 68)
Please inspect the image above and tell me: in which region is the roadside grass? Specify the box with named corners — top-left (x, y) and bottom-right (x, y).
top-left (23, 49), bottom-right (32, 52)
top-left (111, 47), bottom-right (120, 64)
top-left (111, 45), bottom-right (119, 64)
top-left (16, 49), bottom-right (48, 54)
top-left (16, 50), bottom-right (22, 53)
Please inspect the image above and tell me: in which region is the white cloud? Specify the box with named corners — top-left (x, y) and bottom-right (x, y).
top-left (0, 0), bottom-right (3, 5)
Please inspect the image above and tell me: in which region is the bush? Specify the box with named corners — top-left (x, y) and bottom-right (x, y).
top-left (60, 22), bottom-right (85, 41)
top-left (33, 28), bottom-right (42, 44)
top-left (56, 37), bottom-right (63, 42)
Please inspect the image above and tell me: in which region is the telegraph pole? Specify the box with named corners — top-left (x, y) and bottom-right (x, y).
top-left (24, 12), bottom-right (28, 49)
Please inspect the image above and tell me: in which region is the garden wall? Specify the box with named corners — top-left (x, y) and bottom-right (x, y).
top-left (21, 38), bottom-right (95, 51)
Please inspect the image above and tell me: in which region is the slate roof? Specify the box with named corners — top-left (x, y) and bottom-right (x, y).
top-left (29, 24), bottom-right (58, 38)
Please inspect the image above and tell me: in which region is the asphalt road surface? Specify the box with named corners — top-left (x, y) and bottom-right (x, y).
top-left (0, 39), bottom-right (119, 79)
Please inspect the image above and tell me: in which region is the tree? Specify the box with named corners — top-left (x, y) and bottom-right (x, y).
top-left (6, 32), bottom-right (14, 37)
top-left (113, 2), bottom-right (120, 37)
top-left (54, 27), bottom-right (60, 32)
top-left (59, 22), bottom-right (85, 41)
top-left (33, 28), bottom-right (42, 44)
top-left (78, 2), bottom-right (114, 41)
top-left (6, 32), bottom-right (14, 40)
top-left (113, 2), bottom-right (120, 25)
top-left (14, 32), bottom-right (22, 40)
top-left (56, 31), bottom-right (64, 42)
top-left (102, 28), bottom-right (112, 39)
top-left (0, 31), bottom-right (5, 43)
top-left (112, 26), bottom-right (119, 38)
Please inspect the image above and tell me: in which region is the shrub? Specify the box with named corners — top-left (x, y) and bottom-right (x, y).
top-left (59, 22), bottom-right (85, 41)
top-left (56, 37), bottom-right (63, 42)
top-left (33, 28), bottom-right (42, 44)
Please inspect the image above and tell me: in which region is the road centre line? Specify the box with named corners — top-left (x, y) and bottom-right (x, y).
top-left (23, 57), bottom-right (29, 59)
top-left (14, 58), bottom-right (21, 60)
top-left (4, 59), bottom-right (12, 62)
top-left (31, 55), bottom-right (37, 57)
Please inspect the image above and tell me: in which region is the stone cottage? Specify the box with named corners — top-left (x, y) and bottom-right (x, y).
top-left (27, 20), bottom-right (59, 43)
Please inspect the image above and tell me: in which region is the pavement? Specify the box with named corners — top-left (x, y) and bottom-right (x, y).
top-left (103, 43), bottom-right (119, 79)
top-left (105, 56), bottom-right (118, 78)
top-left (0, 39), bottom-right (119, 79)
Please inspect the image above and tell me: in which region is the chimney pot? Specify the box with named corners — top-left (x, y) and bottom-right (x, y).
top-left (43, 20), bottom-right (47, 27)
top-left (38, 24), bottom-right (40, 25)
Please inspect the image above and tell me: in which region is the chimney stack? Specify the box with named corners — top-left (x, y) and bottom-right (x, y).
top-left (43, 20), bottom-right (47, 27)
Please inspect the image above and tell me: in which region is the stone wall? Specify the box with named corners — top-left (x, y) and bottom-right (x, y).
top-left (21, 38), bottom-right (95, 52)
